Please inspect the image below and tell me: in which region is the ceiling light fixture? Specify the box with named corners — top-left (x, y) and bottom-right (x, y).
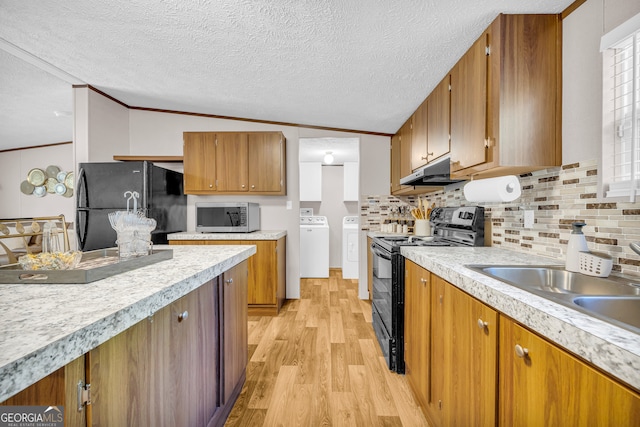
top-left (324, 151), bottom-right (334, 164)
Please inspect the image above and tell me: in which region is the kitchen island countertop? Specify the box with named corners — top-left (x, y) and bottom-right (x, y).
top-left (402, 246), bottom-right (640, 391)
top-left (169, 230), bottom-right (286, 240)
top-left (0, 244), bottom-right (256, 402)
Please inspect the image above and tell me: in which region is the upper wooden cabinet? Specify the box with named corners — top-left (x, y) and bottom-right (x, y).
top-left (183, 131), bottom-right (286, 195)
top-left (247, 132), bottom-right (286, 193)
top-left (426, 74), bottom-right (451, 164)
top-left (411, 74), bottom-right (451, 172)
top-left (391, 118), bottom-right (431, 195)
top-left (411, 98), bottom-right (428, 170)
top-left (216, 133), bottom-right (249, 192)
top-left (450, 14), bottom-right (561, 178)
top-left (184, 132), bottom-right (216, 193)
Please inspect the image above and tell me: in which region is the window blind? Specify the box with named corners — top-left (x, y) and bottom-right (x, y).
top-left (602, 13), bottom-right (640, 201)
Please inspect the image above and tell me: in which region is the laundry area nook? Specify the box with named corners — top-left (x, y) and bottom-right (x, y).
top-left (299, 137), bottom-right (360, 280)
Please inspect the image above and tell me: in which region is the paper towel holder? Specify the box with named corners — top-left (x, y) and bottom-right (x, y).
top-left (463, 175), bottom-right (522, 203)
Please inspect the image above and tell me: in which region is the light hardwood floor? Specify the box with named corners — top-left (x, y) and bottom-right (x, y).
top-left (225, 269), bottom-right (429, 426)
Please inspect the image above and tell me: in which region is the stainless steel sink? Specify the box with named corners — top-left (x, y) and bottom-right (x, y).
top-left (468, 265), bottom-right (640, 296)
top-left (572, 297), bottom-right (640, 331)
top-left (466, 264), bottom-right (640, 334)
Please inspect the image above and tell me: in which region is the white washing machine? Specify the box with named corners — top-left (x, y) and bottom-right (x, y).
top-left (342, 216), bottom-right (359, 279)
top-left (300, 215), bottom-right (330, 278)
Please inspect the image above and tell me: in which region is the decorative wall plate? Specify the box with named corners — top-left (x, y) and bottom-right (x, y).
top-left (20, 180), bottom-right (35, 195)
top-left (27, 168), bottom-right (46, 186)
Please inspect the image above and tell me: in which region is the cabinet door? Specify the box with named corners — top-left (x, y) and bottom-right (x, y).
top-left (0, 356), bottom-right (86, 427)
top-left (411, 99), bottom-right (429, 170)
top-left (222, 261), bottom-right (248, 404)
top-left (299, 162), bottom-right (322, 201)
top-left (248, 132), bottom-right (285, 193)
top-left (443, 281), bottom-right (497, 427)
top-left (390, 133), bottom-right (402, 194)
top-left (89, 314), bottom-right (154, 426)
top-left (216, 133), bottom-right (249, 192)
top-left (404, 261), bottom-right (431, 414)
top-left (183, 132), bottom-right (216, 193)
top-left (450, 33), bottom-right (488, 173)
top-left (90, 281), bottom-right (220, 427)
top-left (427, 74), bottom-right (451, 162)
top-left (429, 275), bottom-right (446, 426)
top-left (500, 317), bottom-right (640, 426)
top-left (162, 280), bottom-right (219, 427)
top-left (399, 118), bottom-right (413, 179)
top-left (343, 161), bottom-right (359, 201)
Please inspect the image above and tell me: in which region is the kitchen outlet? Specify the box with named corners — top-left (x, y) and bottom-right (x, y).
top-left (286, 200), bottom-right (292, 210)
top-left (524, 210), bottom-right (534, 229)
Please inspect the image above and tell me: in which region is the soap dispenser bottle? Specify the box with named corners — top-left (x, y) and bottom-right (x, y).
top-left (566, 222), bottom-right (589, 272)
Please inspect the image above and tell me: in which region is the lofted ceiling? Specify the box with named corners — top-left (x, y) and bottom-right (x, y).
top-left (0, 0), bottom-right (574, 151)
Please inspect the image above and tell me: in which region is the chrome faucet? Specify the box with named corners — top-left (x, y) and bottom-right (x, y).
top-left (631, 242), bottom-right (640, 256)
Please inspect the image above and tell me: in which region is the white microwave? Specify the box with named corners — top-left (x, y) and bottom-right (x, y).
top-left (195, 202), bottom-right (260, 233)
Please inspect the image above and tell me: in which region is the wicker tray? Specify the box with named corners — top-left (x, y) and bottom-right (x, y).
top-left (0, 248), bottom-right (173, 284)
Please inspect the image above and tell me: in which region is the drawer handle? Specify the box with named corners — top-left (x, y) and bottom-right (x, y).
top-left (177, 311), bottom-right (189, 322)
top-left (226, 278), bottom-right (233, 285)
top-left (477, 319), bottom-right (488, 330)
top-left (515, 344), bottom-right (529, 358)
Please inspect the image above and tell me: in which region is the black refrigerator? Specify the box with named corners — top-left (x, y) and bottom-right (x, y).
top-left (76, 161), bottom-right (187, 251)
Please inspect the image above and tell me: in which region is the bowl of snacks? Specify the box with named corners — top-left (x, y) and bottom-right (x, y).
top-left (18, 251), bottom-right (82, 270)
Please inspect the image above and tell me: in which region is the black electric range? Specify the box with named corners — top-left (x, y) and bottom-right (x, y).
top-left (370, 206), bottom-right (485, 373)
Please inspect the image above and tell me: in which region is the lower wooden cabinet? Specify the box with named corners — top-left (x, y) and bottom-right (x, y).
top-left (0, 356), bottom-right (86, 427)
top-left (2, 262), bottom-right (249, 427)
top-left (404, 261), bottom-right (640, 427)
top-left (222, 262), bottom-right (248, 404)
top-left (173, 238), bottom-right (286, 315)
top-left (404, 261), bottom-right (431, 414)
top-left (405, 262), bottom-right (497, 427)
top-left (437, 275), bottom-right (497, 426)
top-left (89, 276), bottom-right (229, 427)
top-left (500, 317), bottom-right (640, 426)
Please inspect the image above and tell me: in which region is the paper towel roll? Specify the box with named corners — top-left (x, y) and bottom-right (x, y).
top-left (463, 175), bottom-right (521, 202)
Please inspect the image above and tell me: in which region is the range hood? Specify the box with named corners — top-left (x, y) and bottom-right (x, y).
top-left (399, 155), bottom-right (464, 186)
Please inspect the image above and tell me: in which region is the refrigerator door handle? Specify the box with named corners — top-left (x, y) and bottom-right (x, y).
top-left (76, 209), bottom-right (87, 250)
top-left (76, 167), bottom-right (88, 208)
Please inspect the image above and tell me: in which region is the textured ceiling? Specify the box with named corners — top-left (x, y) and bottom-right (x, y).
top-left (0, 0), bottom-right (574, 151)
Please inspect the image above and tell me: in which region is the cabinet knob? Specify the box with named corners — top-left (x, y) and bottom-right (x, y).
top-left (420, 277), bottom-right (427, 285)
top-left (209, 184), bottom-right (213, 188)
top-left (515, 344), bottom-right (529, 358)
top-left (177, 311), bottom-right (189, 322)
top-left (251, 185), bottom-right (255, 189)
top-left (242, 184), bottom-right (245, 188)
top-left (477, 319), bottom-right (488, 330)
top-left (226, 278), bottom-right (233, 285)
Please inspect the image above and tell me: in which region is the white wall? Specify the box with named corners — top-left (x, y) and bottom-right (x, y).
top-left (73, 87), bottom-right (130, 164)
top-left (562, 0), bottom-right (640, 164)
top-left (0, 144), bottom-right (74, 220)
top-left (128, 108), bottom-right (390, 299)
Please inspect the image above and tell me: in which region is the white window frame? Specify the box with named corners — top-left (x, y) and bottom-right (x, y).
top-left (601, 12), bottom-right (640, 202)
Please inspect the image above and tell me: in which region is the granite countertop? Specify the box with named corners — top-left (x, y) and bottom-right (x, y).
top-left (401, 246), bottom-right (640, 391)
top-left (168, 230), bottom-right (287, 240)
top-left (0, 244), bottom-right (256, 402)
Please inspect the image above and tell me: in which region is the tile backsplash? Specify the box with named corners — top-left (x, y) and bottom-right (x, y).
top-left (361, 159), bottom-right (640, 277)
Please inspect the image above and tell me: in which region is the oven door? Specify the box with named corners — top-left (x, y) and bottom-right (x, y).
top-left (370, 242), bottom-right (395, 369)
